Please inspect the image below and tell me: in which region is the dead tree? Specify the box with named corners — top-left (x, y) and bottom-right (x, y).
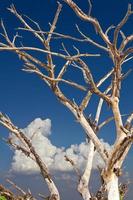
top-left (0, 1), bottom-right (133, 200)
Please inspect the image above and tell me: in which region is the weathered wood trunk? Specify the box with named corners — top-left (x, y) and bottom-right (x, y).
top-left (105, 173), bottom-right (120, 200)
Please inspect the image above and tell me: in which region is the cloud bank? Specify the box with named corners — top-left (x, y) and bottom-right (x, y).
top-left (11, 118), bottom-right (111, 174)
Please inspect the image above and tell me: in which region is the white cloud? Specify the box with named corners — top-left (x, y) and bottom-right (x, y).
top-left (11, 118), bottom-right (111, 174)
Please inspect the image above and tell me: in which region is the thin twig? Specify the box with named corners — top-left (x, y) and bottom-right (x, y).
top-left (64, 155), bottom-right (81, 178)
top-left (8, 4), bottom-right (45, 44)
top-left (76, 25), bottom-right (109, 52)
top-left (6, 179), bottom-right (26, 195)
top-left (63, 0), bottom-right (111, 47)
top-left (88, 0), bottom-right (92, 16)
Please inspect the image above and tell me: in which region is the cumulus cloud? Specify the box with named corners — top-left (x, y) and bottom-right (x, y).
top-left (11, 118), bottom-right (111, 174)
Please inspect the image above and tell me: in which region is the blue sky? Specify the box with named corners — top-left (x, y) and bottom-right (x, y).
top-left (0, 0), bottom-right (133, 199)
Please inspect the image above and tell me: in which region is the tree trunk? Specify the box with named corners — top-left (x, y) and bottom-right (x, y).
top-left (106, 174), bottom-right (120, 200)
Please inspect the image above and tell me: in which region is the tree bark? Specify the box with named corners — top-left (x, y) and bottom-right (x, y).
top-left (105, 173), bottom-right (120, 200)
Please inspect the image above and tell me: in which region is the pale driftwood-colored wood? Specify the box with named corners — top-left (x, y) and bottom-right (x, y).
top-left (0, 1), bottom-right (132, 199)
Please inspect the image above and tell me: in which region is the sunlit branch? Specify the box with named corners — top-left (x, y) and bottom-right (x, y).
top-left (122, 55), bottom-right (133, 64)
top-left (113, 4), bottom-right (133, 47)
top-left (76, 25), bottom-right (109, 52)
top-left (57, 61), bottom-right (71, 79)
top-left (119, 34), bottom-right (133, 51)
top-left (63, 0), bottom-right (111, 47)
top-left (79, 68), bottom-right (113, 111)
top-left (8, 4), bottom-right (45, 44)
top-left (17, 27), bottom-right (110, 51)
top-left (78, 85), bottom-right (110, 199)
top-left (99, 114), bottom-right (128, 130)
top-left (46, 2), bottom-right (62, 45)
top-left (123, 47), bottom-right (133, 58)
top-left (23, 62), bottom-right (87, 91)
top-left (45, 2), bottom-right (62, 78)
top-left (105, 25), bottom-right (115, 37)
top-left (124, 112), bottom-right (133, 130)
top-left (0, 46), bottom-right (100, 60)
top-left (76, 58), bottom-right (111, 104)
top-left (0, 22), bottom-right (48, 70)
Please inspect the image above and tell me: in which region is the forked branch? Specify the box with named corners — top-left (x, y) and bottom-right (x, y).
top-left (63, 0), bottom-right (111, 47)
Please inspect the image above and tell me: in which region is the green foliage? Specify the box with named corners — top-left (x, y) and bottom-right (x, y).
top-left (0, 196), bottom-right (7, 200)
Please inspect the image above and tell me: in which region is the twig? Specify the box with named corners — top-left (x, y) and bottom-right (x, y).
top-left (46, 2), bottom-right (62, 44)
top-left (80, 68), bottom-right (113, 111)
top-left (6, 179), bottom-right (26, 195)
top-left (99, 114), bottom-right (128, 130)
top-left (76, 25), bottom-right (109, 52)
top-left (8, 4), bottom-right (45, 44)
top-left (64, 155), bottom-right (81, 178)
top-left (88, 0), bottom-right (92, 16)
top-left (76, 58), bottom-right (111, 104)
top-left (45, 2), bottom-right (62, 78)
top-left (105, 25), bottom-right (115, 36)
top-left (119, 34), bottom-right (133, 51)
top-left (23, 62), bottom-right (86, 91)
top-left (63, 0), bottom-right (111, 47)
top-left (122, 55), bottom-right (133, 64)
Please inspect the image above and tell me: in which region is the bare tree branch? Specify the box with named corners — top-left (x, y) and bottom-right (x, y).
top-left (0, 113), bottom-right (60, 200)
top-left (64, 155), bottom-right (81, 178)
top-left (57, 60), bottom-right (71, 79)
top-left (8, 4), bottom-right (45, 44)
top-left (87, 0), bottom-right (92, 16)
top-left (78, 85), bottom-right (110, 200)
top-left (45, 2), bottom-right (62, 78)
top-left (99, 114), bottom-right (128, 130)
top-left (46, 2), bottom-right (62, 45)
top-left (63, 0), bottom-right (111, 47)
top-left (6, 179), bottom-right (27, 196)
top-left (124, 112), bottom-right (133, 130)
top-left (123, 47), bottom-right (133, 58)
top-left (113, 4), bottom-right (133, 48)
top-left (76, 25), bottom-right (109, 52)
top-left (80, 68), bottom-right (113, 112)
top-left (105, 25), bottom-right (115, 37)
top-left (119, 34), bottom-right (133, 51)
top-left (0, 46), bottom-right (100, 60)
top-left (76, 58), bottom-right (111, 104)
top-left (0, 2), bottom-right (132, 200)
top-left (122, 55), bottom-right (133, 63)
